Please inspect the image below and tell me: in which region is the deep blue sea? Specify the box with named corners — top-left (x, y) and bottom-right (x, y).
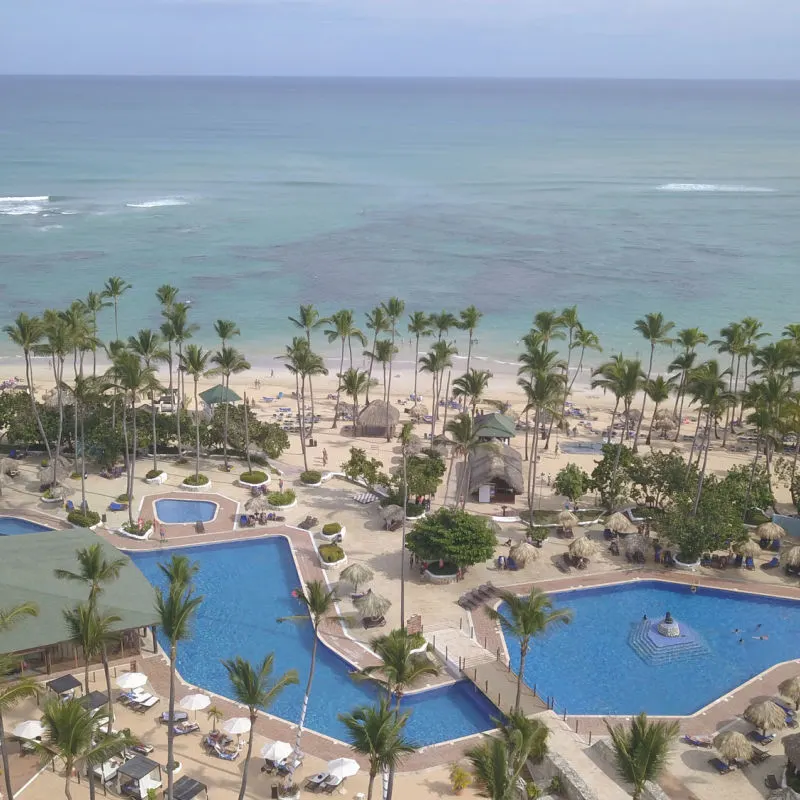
top-left (2, 77), bottom-right (799, 367)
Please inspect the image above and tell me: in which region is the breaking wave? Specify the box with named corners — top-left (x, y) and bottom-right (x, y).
top-left (656, 183), bottom-right (774, 193)
top-left (126, 197), bottom-right (189, 208)
top-left (0, 195), bottom-right (50, 215)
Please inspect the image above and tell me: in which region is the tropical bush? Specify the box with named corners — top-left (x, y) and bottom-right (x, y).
top-left (122, 519), bottom-right (153, 536)
top-left (341, 447), bottom-right (389, 492)
top-left (300, 470), bottom-right (322, 485)
top-left (41, 487), bottom-right (60, 500)
top-left (322, 522), bottom-right (342, 535)
top-left (405, 502), bottom-right (426, 517)
top-left (183, 473), bottom-right (209, 486)
top-left (67, 509), bottom-right (100, 527)
top-left (425, 561), bottom-right (458, 575)
top-left (449, 764), bottom-right (472, 793)
top-left (406, 508), bottom-right (496, 568)
top-left (145, 468), bottom-right (164, 479)
top-left (268, 489), bottom-right (296, 506)
top-left (116, 493), bottom-right (131, 502)
top-left (239, 470), bottom-right (268, 484)
top-left (318, 543), bottom-right (345, 563)
top-left (553, 462), bottom-right (591, 503)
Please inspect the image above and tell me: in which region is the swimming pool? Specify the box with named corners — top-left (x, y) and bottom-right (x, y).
top-left (154, 499), bottom-right (218, 524)
top-left (0, 516), bottom-right (53, 535)
top-left (501, 581), bottom-right (800, 716)
top-left (132, 539), bottom-right (496, 745)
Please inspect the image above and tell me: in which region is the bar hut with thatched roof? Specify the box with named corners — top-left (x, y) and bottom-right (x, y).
top-left (356, 400), bottom-right (400, 438)
top-left (468, 442), bottom-right (524, 504)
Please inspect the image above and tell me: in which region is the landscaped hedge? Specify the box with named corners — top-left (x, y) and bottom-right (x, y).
top-left (405, 502), bottom-right (426, 517)
top-left (240, 470), bottom-right (268, 484)
top-left (300, 470), bottom-right (322, 485)
top-left (183, 474), bottom-right (210, 486)
top-left (122, 519), bottom-right (153, 536)
top-left (116, 493), bottom-right (131, 502)
top-left (145, 469), bottom-right (164, 480)
top-left (268, 489), bottom-right (296, 506)
top-left (322, 522), bottom-right (342, 535)
top-left (318, 543), bottom-right (345, 563)
top-left (67, 509), bottom-right (101, 528)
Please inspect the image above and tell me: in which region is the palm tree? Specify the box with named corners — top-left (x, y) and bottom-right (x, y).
top-left (419, 340), bottom-right (457, 438)
top-left (429, 311), bottom-right (458, 342)
top-left (213, 319), bottom-right (240, 347)
top-left (396, 422), bottom-right (414, 627)
top-left (282, 341), bottom-right (327, 470)
top-left (166, 303), bottom-right (199, 457)
top-left (668, 351), bottom-right (697, 442)
top-left (711, 322), bottom-right (745, 433)
top-left (54, 543), bottom-right (127, 611)
top-left (407, 311), bottom-right (432, 405)
top-left (566, 326), bottom-right (602, 396)
top-left (211, 345), bottom-right (251, 471)
top-left (222, 655), bottom-right (298, 800)
top-left (644, 376), bottom-right (672, 445)
top-left (36, 699), bottom-right (133, 800)
top-left (4, 313), bottom-right (52, 464)
top-left (632, 313), bottom-right (675, 451)
top-left (62, 604), bottom-right (121, 734)
top-left (325, 310), bottom-right (367, 427)
top-left (39, 310), bottom-right (71, 488)
top-left (339, 698), bottom-right (418, 800)
top-left (128, 329), bottom-right (168, 475)
top-left (70, 375), bottom-right (107, 510)
top-left (381, 298), bottom-right (405, 441)
top-left (365, 306), bottom-right (390, 404)
top-left (452, 368), bottom-right (492, 418)
top-left (444, 413), bottom-right (479, 508)
top-left (357, 628), bottom-right (441, 710)
top-left (157, 284), bottom-right (180, 440)
top-left (276, 580), bottom-right (338, 753)
top-left (206, 704), bottom-right (224, 732)
top-left (364, 339), bottom-right (396, 405)
top-left (180, 344), bottom-right (211, 482)
top-left (82, 291), bottom-right (111, 376)
top-left (532, 310), bottom-right (566, 352)
top-left (339, 368), bottom-right (370, 437)
top-left (159, 554), bottom-right (200, 592)
top-left (288, 305), bottom-right (328, 431)
top-left (0, 603), bottom-right (40, 800)
top-left (486, 587), bottom-right (572, 712)
top-left (101, 276), bottom-right (132, 340)
top-left (155, 582), bottom-right (203, 800)
top-left (605, 713), bottom-right (679, 800)
top-left (459, 305), bottom-right (483, 372)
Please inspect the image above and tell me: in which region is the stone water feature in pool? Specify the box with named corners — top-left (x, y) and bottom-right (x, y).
top-left (628, 610), bottom-right (710, 665)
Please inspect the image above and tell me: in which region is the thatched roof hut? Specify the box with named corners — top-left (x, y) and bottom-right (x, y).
top-left (558, 510), bottom-right (579, 528)
top-left (357, 401), bottom-right (400, 438)
top-left (340, 563), bottom-right (374, 593)
top-left (783, 546), bottom-right (800, 569)
top-left (605, 512), bottom-right (637, 535)
top-left (509, 541), bottom-right (539, 566)
top-left (744, 700), bottom-right (787, 734)
top-left (713, 731), bottom-right (753, 763)
top-left (569, 536), bottom-right (598, 559)
top-left (733, 539), bottom-right (761, 557)
top-left (757, 521), bottom-right (786, 541)
top-left (468, 443), bottom-right (523, 501)
top-left (779, 676), bottom-right (800, 711)
top-left (625, 534), bottom-right (647, 557)
top-left (354, 590), bottom-right (391, 619)
top-left (783, 732), bottom-right (800, 769)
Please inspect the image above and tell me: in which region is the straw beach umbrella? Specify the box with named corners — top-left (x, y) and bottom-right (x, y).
top-left (569, 536), bottom-right (598, 560)
top-left (381, 504), bottom-right (405, 524)
top-left (757, 521), bottom-right (786, 541)
top-left (354, 590), bottom-right (391, 619)
top-left (245, 494), bottom-right (271, 513)
top-left (734, 539), bottom-right (761, 558)
top-left (780, 676), bottom-right (800, 711)
top-left (783, 733), bottom-right (800, 769)
top-left (625, 534), bottom-right (647, 557)
top-left (605, 512), bottom-right (637, 535)
top-left (713, 731), bottom-right (753, 764)
top-left (558, 510), bottom-right (579, 528)
top-left (744, 700), bottom-right (787, 734)
top-left (340, 563), bottom-right (374, 593)
top-left (782, 546), bottom-right (800, 569)
top-left (509, 541), bottom-right (539, 566)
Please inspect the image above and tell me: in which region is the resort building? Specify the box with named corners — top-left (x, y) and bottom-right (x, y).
top-left (356, 400), bottom-right (400, 438)
top-left (468, 442), bottom-right (524, 504)
top-left (473, 412), bottom-right (517, 444)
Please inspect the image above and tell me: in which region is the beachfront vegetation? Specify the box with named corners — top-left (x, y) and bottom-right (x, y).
top-left (318, 543), bottom-right (345, 563)
top-left (268, 489), bottom-right (296, 507)
top-left (182, 473), bottom-right (209, 486)
top-left (406, 507), bottom-right (495, 569)
top-left (321, 522), bottom-right (342, 535)
top-left (239, 469), bottom-right (268, 484)
top-left (387, 448), bottom-right (445, 504)
top-left (552, 462), bottom-right (591, 503)
top-left (300, 469), bottom-right (322, 484)
top-left (341, 447), bottom-right (390, 493)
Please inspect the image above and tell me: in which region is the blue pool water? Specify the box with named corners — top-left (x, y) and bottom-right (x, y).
top-left (132, 539), bottom-right (496, 744)
top-left (154, 499), bottom-right (217, 524)
top-left (0, 516), bottom-right (53, 535)
top-left (502, 581), bottom-right (800, 716)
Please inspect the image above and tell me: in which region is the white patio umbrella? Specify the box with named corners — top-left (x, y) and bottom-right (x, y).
top-left (222, 717), bottom-right (252, 736)
top-left (326, 757), bottom-right (360, 779)
top-left (13, 720), bottom-right (43, 740)
top-left (261, 740), bottom-right (293, 762)
top-left (116, 672), bottom-right (148, 691)
top-left (179, 693), bottom-right (211, 719)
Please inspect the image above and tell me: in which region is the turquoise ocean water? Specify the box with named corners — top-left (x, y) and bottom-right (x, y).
top-left (2, 77), bottom-right (799, 369)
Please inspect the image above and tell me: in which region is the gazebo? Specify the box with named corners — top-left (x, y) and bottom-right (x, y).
top-left (116, 755), bottom-right (162, 799)
top-left (474, 413), bottom-right (517, 444)
top-left (173, 775), bottom-right (208, 800)
top-left (468, 443), bottom-right (523, 504)
top-left (199, 384), bottom-right (241, 406)
top-left (356, 401), bottom-right (400, 438)
top-left (46, 674), bottom-right (82, 700)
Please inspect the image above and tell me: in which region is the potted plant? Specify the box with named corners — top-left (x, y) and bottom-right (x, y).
top-left (181, 473), bottom-right (211, 491)
top-left (317, 543), bottom-right (347, 569)
top-left (277, 782), bottom-right (300, 800)
top-left (268, 489), bottom-right (297, 509)
top-left (300, 470), bottom-right (323, 486)
top-left (238, 469), bottom-right (270, 488)
top-left (320, 521), bottom-right (346, 541)
top-left (449, 764), bottom-right (472, 795)
top-left (144, 467), bottom-right (167, 485)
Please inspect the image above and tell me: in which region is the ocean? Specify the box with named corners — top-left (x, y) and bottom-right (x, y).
top-left (1, 76), bottom-right (799, 371)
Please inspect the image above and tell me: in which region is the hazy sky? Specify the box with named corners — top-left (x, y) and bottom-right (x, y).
top-left (4, 0), bottom-right (799, 78)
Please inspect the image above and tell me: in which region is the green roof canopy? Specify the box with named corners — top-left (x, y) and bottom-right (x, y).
top-left (199, 384), bottom-right (241, 405)
top-left (0, 529), bottom-right (159, 655)
top-left (474, 412), bottom-right (517, 440)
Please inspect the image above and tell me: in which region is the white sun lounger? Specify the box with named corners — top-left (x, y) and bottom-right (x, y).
top-left (353, 492), bottom-right (379, 505)
top-left (306, 772), bottom-right (329, 789)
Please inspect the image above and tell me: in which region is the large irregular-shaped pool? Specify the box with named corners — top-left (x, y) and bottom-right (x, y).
top-left (132, 539), bottom-right (496, 744)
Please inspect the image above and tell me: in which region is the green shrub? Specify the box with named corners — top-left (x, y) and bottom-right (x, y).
top-left (239, 470), bottom-right (268, 484)
top-left (40, 459), bottom-right (49, 468)
top-left (322, 522), bottom-right (342, 535)
top-left (116, 493), bottom-right (131, 502)
top-left (405, 502), bottom-right (425, 517)
top-left (268, 490), bottom-right (296, 506)
top-left (251, 454), bottom-right (269, 467)
top-left (300, 470), bottom-right (322, 485)
top-left (318, 543), bottom-right (345, 563)
top-left (41, 487), bottom-right (60, 500)
top-left (409, 631), bottom-right (426, 649)
top-left (183, 474), bottom-right (209, 486)
top-left (122, 519), bottom-right (153, 536)
top-left (68, 509), bottom-right (101, 527)
top-left (425, 561), bottom-right (458, 576)
top-left (145, 469), bottom-right (164, 480)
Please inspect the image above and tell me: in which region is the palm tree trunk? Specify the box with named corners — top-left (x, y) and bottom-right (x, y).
top-left (222, 376), bottom-right (231, 471)
top-left (113, 299), bottom-right (119, 340)
top-left (129, 398), bottom-right (138, 525)
top-left (151, 383), bottom-right (159, 473)
top-left (166, 645), bottom-right (177, 800)
top-left (400, 446), bottom-right (408, 627)
top-left (523, 409), bottom-right (530, 461)
top-left (413, 334), bottom-right (421, 405)
top-left (633, 347), bottom-right (654, 452)
top-left (24, 349), bottom-right (52, 464)
top-left (430, 373), bottom-right (437, 440)
top-left (461, 453), bottom-right (470, 509)
top-left (645, 401), bottom-right (660, 446)
top-left (527, 409), bottom-right (541, 511)
top-left (194, 379), bottom-right (201, 480)
top-left (332, 339), bottom-right (345, 428)
top-left (64, 766), bottom-right (73, 800)
top-left (610, 401), bottom-right (628, 492)
top-left (673, 382), bottom-right (687, 442)
top-left (299, 375), bottom-right (309, 471)
top-left (514, 640), bottom-right (529, 712)
top-left (686, 414), bottom-right (703, 473)
top-left (237, 719), bottom-right (256, 800)
top-left (175, 343), bottom-right (183, 458)
top-left (92, 312), bottom-right (98, 377)
top-left (445, 453), bottom-right (456, 507)
top-left (366, 330), bottom-right (379, 404)
top-left (295, 634), bottom-right (318, 752)
top-left (52, 356), bottom-right (65, 487)
top-left (308, 374), bottom-right (316, 437)
top-left (567, 347), bottom-right (585, 396)
top-left (387, 329), bottom-right (398, 437)
top-left (102, 647), bottom-right (114, 734)
top-left (121, 400), bottom-right (132, 527)
top-left (243, 392), bottom-right (253, 472)
top-left (744, 438), bottom-right (762, 518)
top-left (441, 371), bottom-right (452, 433)
top-left (80, 402), bottom-right (87, 509)
top-left (352, 394), bottom-right (359, 437)
top-left (466, 330), bottom-right (473, 373)
top-left (692, 409), bottom-right (712, 514)
top-left (366, 770), bottom-right (377, 800)
top-left (1, 710), bottom-right (15, 800)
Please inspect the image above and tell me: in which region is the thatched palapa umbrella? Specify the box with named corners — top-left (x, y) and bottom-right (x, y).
top-left (340, 563), bottom-right (374, 593)
top-left (713, 731), bottom-right (753, 764)
top-left (744, 700), bottom-right (787, 734)
top-left (782, 546), bottom-right (800, 569)
top-left (779, 676), bottom-right (800, 711)
top-left (625, 534), bottom-right (647, 557)
top-left (734, 539), bottom-right (761, 558)
top-left (354, 590), bottom-right (391, 619)
top-left (605, 512), bottom-right (637, 535)
top-left (757, 521), bottom-right (786, 541)
top-left (558, 510), bottom-right (579, 528)
top-left (783, 732), bottom-right (800, 770)
top-left (569, 536), bottom-right (597, 559)
top-left (408, 405), bottom-right (429, 421)
top-left (245, 495), bottom-right (272, 513)
top-left (509, 541), bottom-right (539, 566)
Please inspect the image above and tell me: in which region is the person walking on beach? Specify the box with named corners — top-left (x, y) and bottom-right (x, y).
top-left (322, 448), bottom-right (328, 467)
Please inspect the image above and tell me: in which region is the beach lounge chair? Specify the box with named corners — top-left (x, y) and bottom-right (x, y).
top-left (750, 746), bottom-right (770, 764)
top-left (765, 774), bottom-right (780, 790)
top-left (108, 501), bottom-right (128, 511)
top-left (555, 558), bottom-right (571, 574)
top-left (761, 556), bottom-right (780, 570)
top-left (506, 556), bottom-right (518, 571)
top-left (132, 695), bottom-right (160, 711)
top-left (746, 730), bottom-right (775, 744)
top-left (173, 721), bottom-right (200, 735)
top-left (708, 757), bottom-right (734, 775)
top-left (773, 699), bottom-right (796, 717)
top-left (214, 742), bottom-right (239, 760)
top-left (305, 772), bottom-right (329, 791)
top-left (158, 711), bottom-right (188, 724)
top-left (323, 775), bottom-right (343, 793)
top-left (682, 735), bottom-right (712, 748)
top-left (745, 556), bottom-right (755, 570)
top-left (363, 615), bottom-right (386, 629)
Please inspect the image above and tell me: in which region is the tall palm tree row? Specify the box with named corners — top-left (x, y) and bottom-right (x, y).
top-left (407, 311), bottom-right (432, 405)
top-left (325, 310), bottom-right (366, 427)
top-left (339, 367), bottom-right (370, 437)
top-left (288, 305), bottom-right (327, 434)
top-left (211, 343), bottom-right (251, 471)
top-left (444, 413), bottom-right (479, 508)
top-left (459, 305), bottom-right (483, 373)
top-left (101, 276), bottom-right (132, 341)
top-left (364, 305), bottom-right (390, 404)
top-left (180, 344), bottom-right (211, 482)
top-left (128, 329), bottom-right (168, 476)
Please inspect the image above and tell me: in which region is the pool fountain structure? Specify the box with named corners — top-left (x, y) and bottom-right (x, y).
top-left (629, 610), bottom-right (710, 665)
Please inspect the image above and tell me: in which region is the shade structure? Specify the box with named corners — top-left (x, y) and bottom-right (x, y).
top-left (784, 732), bottom-right (800, 766)
top-left (779, 676), bottom-right (800, 710)
top-left (116, 672), bottom-right (148, 690)
top-left (744, 700), bottom-right (787, 733)
top-left (13, 720), bottom-right (43, 740)
top-left (381, 504), bottom-right (405, 523)
top-left (713, 731), bottom-right (753, 763)
top-left (326, 757), bottom-right (360, 779)
top-left (221, 717), bottom-right (252, 736)
top-left (340, 563), bottom-right (374, 592)
top-left (354, 590), bottom-right (391, 619)
top-left (245, 495), bottom-right (271, 513)
top-left (782, 546), bottom-right (800, 568)
top-left (199, 384), bottom-right (241, 406)
top-left (757, 521), bottom-right (786, 541)
top-left (261, 741), bottom-right (293, 762)
top-left (179, 694), bottom-right (211, 712)
top-left (509, 541), bottom-right (539, 566)
top-left (625, 534), bottom-right (647, 557)
top-left (557, 510), bottom-right (579, 528)
top-left (733, 539), bottom-right (761, 558)
top-left (605, 512), bottom-right (637, 535)
top-left (569, 536), bottom-right (598, 559)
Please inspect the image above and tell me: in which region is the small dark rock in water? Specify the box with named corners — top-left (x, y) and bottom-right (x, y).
top-left (664, 611), bottom-right (673, 624)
